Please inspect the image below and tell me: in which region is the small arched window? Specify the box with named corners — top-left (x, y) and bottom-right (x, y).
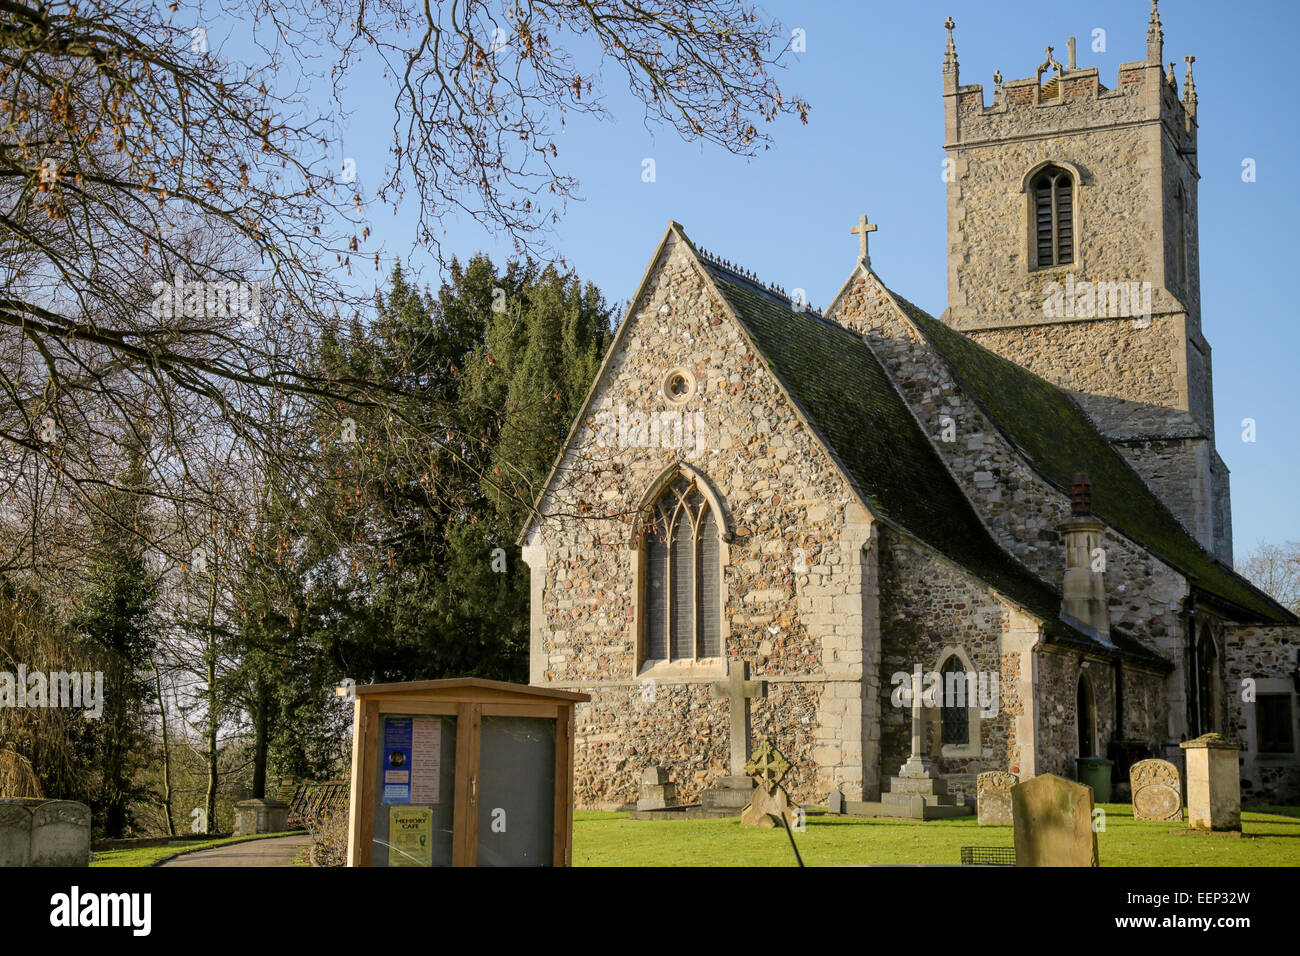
top-left (643, 476), bottom-right (722, 662)
top-left (940, 656), bottom-right (970, 747)
top-left (1031, 165), bottom-right (1075, 268)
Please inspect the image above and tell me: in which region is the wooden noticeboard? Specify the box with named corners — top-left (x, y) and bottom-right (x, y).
top-left (346, 678), bottom-right (589, 867)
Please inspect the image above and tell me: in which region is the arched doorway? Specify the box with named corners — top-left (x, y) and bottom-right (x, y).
top-left (1077, 673), bottom-right (1096, 758)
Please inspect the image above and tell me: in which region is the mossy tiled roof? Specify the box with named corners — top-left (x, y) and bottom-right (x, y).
top-left (697, 260), bottom-right (1169, 667)
top-left (890, 294), bottom-right (1294, 625)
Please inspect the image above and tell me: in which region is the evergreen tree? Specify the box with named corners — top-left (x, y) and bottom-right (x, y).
top-left (71, 441), bottom-right (157, 837)
top-left (311, 257), bottom-right (612, 685)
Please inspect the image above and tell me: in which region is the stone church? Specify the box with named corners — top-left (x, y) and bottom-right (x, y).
top-left (519, 4), bottom-right (1300, 808)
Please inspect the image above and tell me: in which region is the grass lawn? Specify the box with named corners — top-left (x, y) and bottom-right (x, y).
top-left (90, 831), bottom-right (299, 868)
top-left (572, 805), bottom-right (1300, 867)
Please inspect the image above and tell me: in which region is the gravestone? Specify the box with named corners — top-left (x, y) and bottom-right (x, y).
top-left (0, 798), bottom-right (90, 866)
top-left (740, 740), bottom-right (798, 829)
top-left (1179, 734), bottom-right (1241, 832)
top-left (636, 765), bottom-right (679, 811)
top-left (0, 801), bottom-right (33, 866)
top-left (1011, 773), bottom-right (1098, 867)
top-left (30, 801), bottom-right (91, 866)
top-left (1129, 759), bottom-right (1182, 822)
top-left (826, 788), bottom-right (845, 815)
top-left (977, 771), bottom-right (1019, 825)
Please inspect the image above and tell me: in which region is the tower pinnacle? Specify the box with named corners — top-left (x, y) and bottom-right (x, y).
top-left (1147, 0), bottom-right (1164, 64)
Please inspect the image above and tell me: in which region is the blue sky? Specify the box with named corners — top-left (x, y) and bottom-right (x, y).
top-left (321, 0), bottom-right (1299, 559)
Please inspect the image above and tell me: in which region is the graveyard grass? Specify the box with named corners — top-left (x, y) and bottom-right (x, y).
top-left (90, 831), bottom-right (297, 867)
top-left (572, 806), bottom-right (1300, 867)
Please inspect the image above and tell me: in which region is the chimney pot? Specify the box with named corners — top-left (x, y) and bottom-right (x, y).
top-left (1071, 472), bottom-right (1092, 515)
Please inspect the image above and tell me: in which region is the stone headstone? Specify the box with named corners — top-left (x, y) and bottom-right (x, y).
top-left (1180, 734), bottom-right (1241, 832)
top-left (1130, 759), bottom-right (1182, 822)
top-left (0, 798), bottom-right (90, 867)
top-left (0, 801), bottom-right (33, 867)
top-left (826, 788), bottom-right (845, 815)
top-left (636, 764), bottom-right (679, 811)
top-left (1011, 773), bottom-right (1098, 867)
top-left (234, 797), bottom-right (289, 836)
top-left (30, 800), bottom-right (91, 866)
top-left (977, 771), bottom-right (1018, 825)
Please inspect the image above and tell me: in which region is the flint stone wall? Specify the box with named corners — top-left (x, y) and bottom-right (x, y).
top-left (527, 231), bottom-right (879, 807)
top-left (876, 529), bottom-right (1021, 786)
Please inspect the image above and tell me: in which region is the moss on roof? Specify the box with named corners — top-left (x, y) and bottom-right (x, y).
top-left (889, 294), bottom-right (1293, 625)
top-left (697, 260), bottom-right (1169, 668)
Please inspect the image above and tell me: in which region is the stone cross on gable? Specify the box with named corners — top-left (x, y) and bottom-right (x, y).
top-left (712, 660), bottom-right (766, 777)
top-left (850, 214), bottom-right (877, 268)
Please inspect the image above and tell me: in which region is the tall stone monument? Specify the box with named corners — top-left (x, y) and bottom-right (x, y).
top-left (872, 668), bottom-right (970, 819)
top-left (699, 660), bottom-right (764, 815)
top-left (1179, 734), bottom-right (1241, 832)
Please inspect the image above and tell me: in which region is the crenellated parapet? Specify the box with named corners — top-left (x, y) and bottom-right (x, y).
top-left (943, 15), bottom-right (1194, 152)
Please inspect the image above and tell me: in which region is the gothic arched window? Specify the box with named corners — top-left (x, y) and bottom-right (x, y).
top-left (940, 656), bottom-right (969, 747)
top-left (642, 476), bottom-right (722, 662)
top-left (1031, 165), bottom-right (1075, 268)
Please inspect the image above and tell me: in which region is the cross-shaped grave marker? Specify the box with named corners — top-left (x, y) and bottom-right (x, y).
top-left (711, 660), bottom-right (765, 778)
top-left (745, 740), bottom-right (792, 795)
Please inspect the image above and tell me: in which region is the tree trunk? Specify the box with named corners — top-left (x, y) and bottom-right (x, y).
top-left (151, 656), bottom-right (176, 837)
top-left (102, 658), bottom-right (129, 839)
top-left (251, 681), bottom-right (269, 799)
top-left (204, 573), bottom-right (220, 834)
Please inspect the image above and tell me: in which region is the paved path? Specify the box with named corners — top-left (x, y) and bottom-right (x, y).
top-left (159, 833), bottom-right (313, 867)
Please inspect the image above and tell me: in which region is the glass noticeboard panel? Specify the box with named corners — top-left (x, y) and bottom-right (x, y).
top-left (372, 714), bottom-right (457, 867)
top-left (476, 715), bottom-right (556, 867)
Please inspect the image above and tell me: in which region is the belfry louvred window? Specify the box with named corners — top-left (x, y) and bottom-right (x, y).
top-left (643, 476), bottom-right (721, 661)
top-left (1032, 165), bottom-right (1074, 268)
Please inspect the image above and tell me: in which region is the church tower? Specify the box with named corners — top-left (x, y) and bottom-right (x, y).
top-left (940, 2), bottom-right (1232, 563)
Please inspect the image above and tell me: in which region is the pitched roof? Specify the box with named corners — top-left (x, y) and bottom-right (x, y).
top-left (687, 244), bottom-right (1169, 668)
top-left (886, 294), bottom-right (1294, 625)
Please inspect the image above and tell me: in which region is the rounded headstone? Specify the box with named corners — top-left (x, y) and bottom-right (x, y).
top-left (1129, 759), bottom-right (1182, 822)
top-left (30, 800), bottom-right (91, 867)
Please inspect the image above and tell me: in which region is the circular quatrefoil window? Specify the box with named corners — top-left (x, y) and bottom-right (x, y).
top-left (662, 368), bottom-right (696, 404)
